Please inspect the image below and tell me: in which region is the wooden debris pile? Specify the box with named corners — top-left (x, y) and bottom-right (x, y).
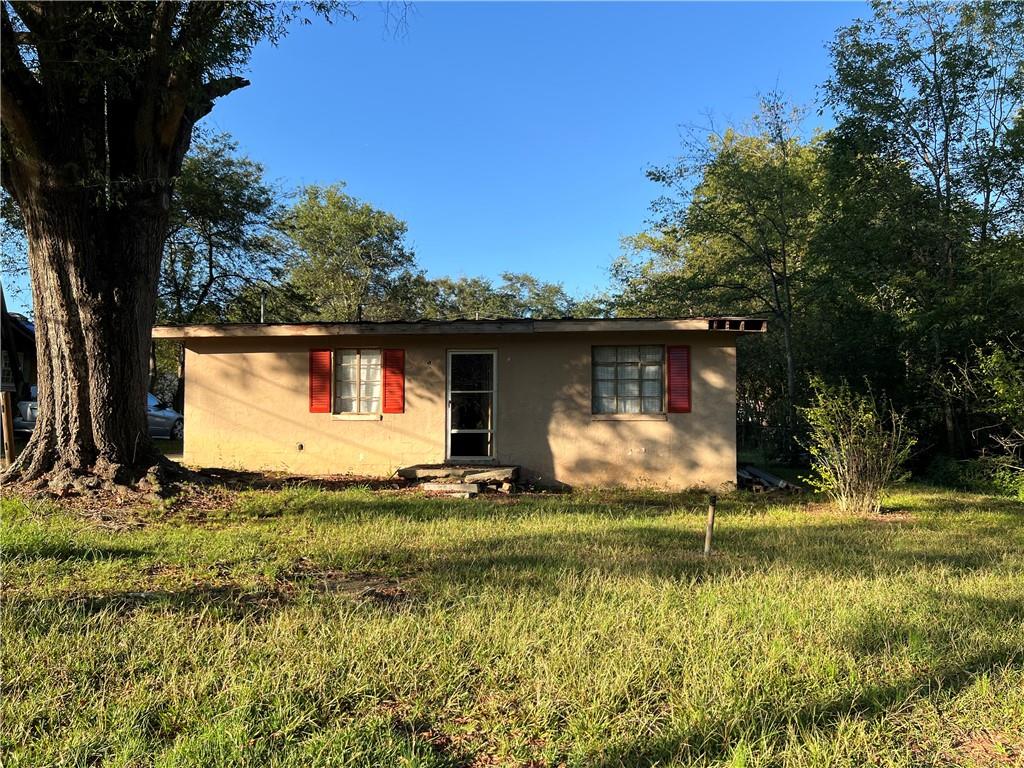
top-left (737, 464), bottom-right (803, 494)
top-left (396, 465), bottom-right (519, 497)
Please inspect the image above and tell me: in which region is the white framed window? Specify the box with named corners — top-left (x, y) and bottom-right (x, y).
top-left (592, 345), bottom-right (664, 414)
top-left (334, 349), bottom-right (382, 414)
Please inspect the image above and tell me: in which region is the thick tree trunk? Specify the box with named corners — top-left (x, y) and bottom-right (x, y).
top-left (4, 188), bottom-right (167, 490)
top-left (1, 2), bottom-right (253, 491)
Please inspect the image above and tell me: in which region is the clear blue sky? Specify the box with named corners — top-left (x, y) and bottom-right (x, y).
top-left (4, 1), bottom-right (869, 314)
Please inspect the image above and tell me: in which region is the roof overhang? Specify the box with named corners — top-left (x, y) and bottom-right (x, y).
top-left (152, 317), bottom-right (767, 341)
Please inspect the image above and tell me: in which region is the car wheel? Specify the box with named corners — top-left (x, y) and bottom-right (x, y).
top-left (171, 419), bottom-right (184, 440)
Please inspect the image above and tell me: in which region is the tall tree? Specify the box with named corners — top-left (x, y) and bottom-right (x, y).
top-left (1, 2), bottom-right (346, 488)
top-left (424, 272), bottom-right (577, 320)
top-left (156, 133), bottom-right (285, 409)
top-left (280, 183), bottom-right (419, 322)
top-left (624, 95), bottom-right (821, 449)
top-left (159, 133), bottom-right (283, 326)
top-left (824, 0), bottom-right (1024, 453)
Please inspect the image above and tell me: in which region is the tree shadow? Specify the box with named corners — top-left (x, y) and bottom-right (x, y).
top-left (2, 540), bottom-right (150, 563)
top-left (582, 584), bottom-right (1024, 765)
top-left (8, 583), bottom-right (289, 621)
top-left (222, 488), bottom-right (721, 525)
top-left (330, 515), bottom-right (1020, 593)
top-left (591, 645), bottom-right (1023, 767)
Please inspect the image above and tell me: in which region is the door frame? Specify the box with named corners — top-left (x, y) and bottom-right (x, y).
top-left (445, 349), bottom-right (497, 463)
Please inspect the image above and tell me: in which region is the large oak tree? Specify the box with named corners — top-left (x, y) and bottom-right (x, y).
top-left (1, 2), bottom-right (344, 489)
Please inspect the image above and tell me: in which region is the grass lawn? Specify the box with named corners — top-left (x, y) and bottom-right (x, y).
top-left (2, 484), bottom-right (1022, 767)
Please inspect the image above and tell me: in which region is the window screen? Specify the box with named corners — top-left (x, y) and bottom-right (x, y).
top-left (592, 345), bottom-right (664, 414)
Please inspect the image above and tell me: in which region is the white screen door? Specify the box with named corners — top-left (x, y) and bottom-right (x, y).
top-left (446, 350), bottom-right (496, 460)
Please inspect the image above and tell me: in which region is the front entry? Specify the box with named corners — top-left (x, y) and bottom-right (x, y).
top-left (446, 350), bottom-right (496, 461)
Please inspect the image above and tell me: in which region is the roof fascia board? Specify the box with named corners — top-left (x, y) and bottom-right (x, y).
top-left (152, 318), bottom-right (766, 340)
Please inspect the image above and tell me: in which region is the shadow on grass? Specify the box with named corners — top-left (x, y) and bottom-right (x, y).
top-left (224, 488), bottom-right (783, 526)
top-left (336, 515), bottom-right (1019, 592)
top-left (9, 568), bottom-right (419, 624)
top-left (220, 482), bottom-right (1024, 529)
top-left (2, 540), bottom-right (150, 563)
top-left (11, 514), bottom-right (1018, 620)
top-left (845, 592), bottom-right (1024, 658)
top-left (8, 583), bottom-right (289, 622)
top-left (592, 644), bottom-right (1024, 767)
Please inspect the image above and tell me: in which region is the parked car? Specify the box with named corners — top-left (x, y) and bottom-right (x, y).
top-left (146, 393), bottom-right (184, 439)
top-left (12, 389), bottom-right (38, 433)
top-left (12, 390), bottom-right (183, 439)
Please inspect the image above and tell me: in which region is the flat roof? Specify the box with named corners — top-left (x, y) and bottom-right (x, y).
top-left (153, 317), bottom-right (767, 340)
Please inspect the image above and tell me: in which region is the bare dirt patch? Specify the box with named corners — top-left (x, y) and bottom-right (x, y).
top-left (868, 508), bottom-right (915, 522)
top-left (945, 728), bottom-right (1023, 767)
top-left (278, 557), bottom-right (415, 607)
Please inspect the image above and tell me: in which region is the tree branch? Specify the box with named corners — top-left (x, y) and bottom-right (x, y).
top-left (1, 3), bottom-right (44, 189)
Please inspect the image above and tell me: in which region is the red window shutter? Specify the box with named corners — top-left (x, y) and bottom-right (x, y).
top-left (667, 345), bottom-right (691, 413)
top-left (309, 349), bottom-right (332, 413)
top-left (382, 349), bottom-right (405, 414)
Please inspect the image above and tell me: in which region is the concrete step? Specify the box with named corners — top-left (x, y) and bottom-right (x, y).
top-left (421, 482), bottom-right (483, 493)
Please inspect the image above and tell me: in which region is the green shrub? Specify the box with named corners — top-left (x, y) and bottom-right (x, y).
top-left (991, 460), bottom-right (1024, 501)
top-left (801, 379), bottom-right (915, 514)
top-left (925, 455), bottom-right (1024, 500)
top-left (925, 455), bottom-right (988, 490)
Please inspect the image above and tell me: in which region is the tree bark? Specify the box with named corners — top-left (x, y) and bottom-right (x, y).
top-left (4, 186), bottom-right (167, 489)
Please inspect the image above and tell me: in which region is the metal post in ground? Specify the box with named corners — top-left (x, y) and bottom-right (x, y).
top-left (704, 494), bottom-right (717, 557)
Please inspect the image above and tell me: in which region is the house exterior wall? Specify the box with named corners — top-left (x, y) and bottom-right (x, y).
top-left (181, 331), bottom-right (738, 489)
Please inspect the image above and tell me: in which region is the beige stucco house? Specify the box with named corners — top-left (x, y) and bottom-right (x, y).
top-left (153, 317), bottom-right (765, 489)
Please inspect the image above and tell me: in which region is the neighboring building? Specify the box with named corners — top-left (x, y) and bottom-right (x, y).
top-left (153, 318), bottom-right (766, 489)
top-left (0, 290), bottom-right (36, 399)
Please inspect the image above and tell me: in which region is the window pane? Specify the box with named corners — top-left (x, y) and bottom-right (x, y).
top-left (450, 432), bottom-right (491, 458)
top-left (337, 380), bottom-right (358, 398)
top-left (451, 353), bottom-right (493, 391)
top-left (361, 349), bottom-right (381, 376)
top-left (361, 364), bottom-right (381, 384)
top-left (361, 397), bottom-right (380, 414)
top-left (642, 396), bottom-right (662, 413)
top-left (337, 396), bottom-right (355, 413)
top-left (340, 350), bottom-right (358, 368)
top-left (451, 392), bottom-right (492, 430)
top-left (592, 346), bottom-right (666, 415)
top-left (620, 363), bottom-right (640, 379)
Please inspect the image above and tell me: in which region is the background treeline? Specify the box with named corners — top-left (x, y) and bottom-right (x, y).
top-left (2, 1), bottom-right (1021, 493)
top-left (611, 1), bottom-right (1023, 494)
